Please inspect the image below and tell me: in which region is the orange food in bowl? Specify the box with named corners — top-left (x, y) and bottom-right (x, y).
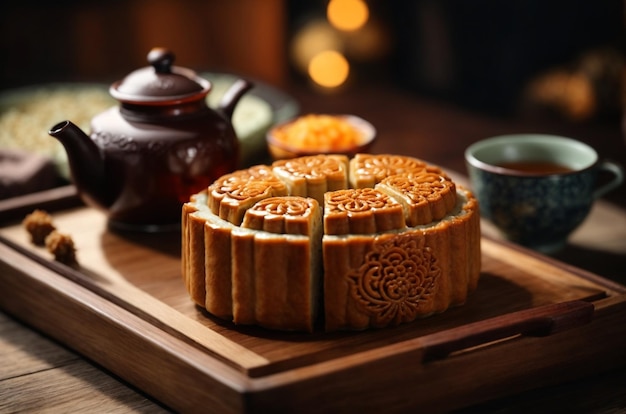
top-left (274, 114), bottom-right (363, 150)
top-left (267, 114), bottom-right (376, 160)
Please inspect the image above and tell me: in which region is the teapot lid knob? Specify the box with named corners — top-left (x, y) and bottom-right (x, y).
top-left (110, 47), bottom-right (211, 103)
top-left (148, 48), bottom-right (175, 74)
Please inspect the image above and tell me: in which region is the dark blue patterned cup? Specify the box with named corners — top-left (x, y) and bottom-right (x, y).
top-left (465, 134), bottom-right (624, 253)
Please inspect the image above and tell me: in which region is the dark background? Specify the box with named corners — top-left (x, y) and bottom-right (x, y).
top-left (0, 0), bottom-right (623, 119)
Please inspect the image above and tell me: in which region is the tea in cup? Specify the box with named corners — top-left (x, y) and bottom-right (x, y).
top-left (465, 134), bottom-right (624, 253)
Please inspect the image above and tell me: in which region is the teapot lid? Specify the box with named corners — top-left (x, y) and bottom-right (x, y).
top-left (110, 48), bottom-right (211, 104)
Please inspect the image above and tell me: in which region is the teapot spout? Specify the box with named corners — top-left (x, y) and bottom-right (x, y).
top-left (49, 120), bottom-right (107, 208)
top-left (218, 79), bottom-right (254, 120)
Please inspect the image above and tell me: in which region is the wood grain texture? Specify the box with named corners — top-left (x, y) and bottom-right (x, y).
top-left (1, 206), bottom-right (625, 413)
top-left (0, 313), bottom-right (167, 413)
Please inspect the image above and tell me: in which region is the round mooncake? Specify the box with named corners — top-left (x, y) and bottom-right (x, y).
top-left (182, 154), bottom-right (481, 332)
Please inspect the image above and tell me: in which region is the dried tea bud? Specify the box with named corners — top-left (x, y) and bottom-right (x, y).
top-left (45, 230), bottom-right (78, 266)
top-left (22, 209), bottom-right (56, 245)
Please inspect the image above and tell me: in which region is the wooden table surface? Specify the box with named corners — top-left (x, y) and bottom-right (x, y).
top-left (2, 83), bottom-right (626, 413)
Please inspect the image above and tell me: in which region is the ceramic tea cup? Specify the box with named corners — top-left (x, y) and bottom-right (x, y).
top-left (465, 134), bottom-right (624, 253)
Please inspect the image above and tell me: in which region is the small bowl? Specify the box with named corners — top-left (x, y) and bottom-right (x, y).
top-left (266, 114), bottom-right (377, 160)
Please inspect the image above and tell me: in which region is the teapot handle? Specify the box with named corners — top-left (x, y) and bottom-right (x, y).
top-left (218, 79), bottom-right (254, 121)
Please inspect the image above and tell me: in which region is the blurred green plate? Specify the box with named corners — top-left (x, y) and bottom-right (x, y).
top-left (201, 72), bottom-right (299, 166)
top-left (0, 74), bottom-right (298, 180)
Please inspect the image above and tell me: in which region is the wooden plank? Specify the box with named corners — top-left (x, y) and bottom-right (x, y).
top-left (0, 185), bottom-right (80, 224)
top-left (1, 204), bottom-right (625, 412)
top-left (237, 298), bottom-right (626, 413)
top-left (0, 238), bottom-right (269, 372)
top-left (0, 312), bottom-right (167, 414)
top-left (1, 208), bottom-right (615, 372)
top-left (0, 312), bottom-right (79, 381)
top-left (0, 245), bottom-right (251, 413)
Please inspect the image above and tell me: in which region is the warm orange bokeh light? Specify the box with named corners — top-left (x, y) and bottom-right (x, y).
top-left (290, 19), bottom-right (342, 74)
top-left (308, 50), bottom-right (350, 88)
top-left (327, 0), bottom-right (369, 32)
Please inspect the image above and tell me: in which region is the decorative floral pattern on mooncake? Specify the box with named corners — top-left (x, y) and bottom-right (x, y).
top-left (326, 188), bottom-right (392, 212)
top-left (242, 196), bottom-right (320, 235)
top-left (272, 155), bottom-right (348, 204)
top-left (349, 154), bottom-right (431, 188)
top-left (273, 154), bottom-right (347, 180)
top-left (378, 172), bottom-right (457, 226)
top-left (324, 188), bottom-right (405, 234)
top-left (208, 165), bottom-right (287, 224)
top-left (347, 233), bottom-right (441, 327)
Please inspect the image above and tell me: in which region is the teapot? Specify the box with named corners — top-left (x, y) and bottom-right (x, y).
top-left (49, 48), bottom-right (252, 231)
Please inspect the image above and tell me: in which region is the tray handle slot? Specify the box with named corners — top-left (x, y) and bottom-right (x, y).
top-left (421, 300), bottom-right (595, 362)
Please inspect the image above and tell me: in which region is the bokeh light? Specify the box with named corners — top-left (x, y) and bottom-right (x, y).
top-left (290, 1), bottom-right (387, 89)
top-left (327, 0), bottom-right (369, 32)
top-left (342, 18), bottom-right (390, 61)
top-left (308, 50), bottom-right (350, 88)
top-left (290, 19), bottom-right (342, 74)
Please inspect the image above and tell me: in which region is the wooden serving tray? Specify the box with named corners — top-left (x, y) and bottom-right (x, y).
top-left (1, 189), bottom-right (625, 413)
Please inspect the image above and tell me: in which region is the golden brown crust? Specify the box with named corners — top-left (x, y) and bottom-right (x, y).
top-left (377, 171), bottom-right (457, 226)
top-left (181, 202), bottom-right (196, 304)
top-left (204, 216), bottom-right (235, 318)
top-left (182, 203), bottom-right (209, 307)
top-left (323, 189), bottom-right (480, 331)
top-left (349, 154), bottom-right (433, 188)
top-left (181, 154), bottom-right (481, 332)
top-left (324, 188), bottom-right (405, 235)
top-left (463, 190), bottom-right (482, 292)
top-left (272, 154), bottom-right (348, 204)
top-left (231, 230), bottom-right (319, 332)
top-left (208, 165), bottom-right (287, 225)
top-left (231, 229), bottom-right (256, 325)
top-left (242, 196), bottom-right (320, 235)
top-left (322, 235), bottom-right (374, 331)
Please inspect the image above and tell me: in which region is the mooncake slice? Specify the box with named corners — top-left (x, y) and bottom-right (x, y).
top-left (242, 196), bottom-right (321, 236)
top-left (182, 191), bottom-right (237, 318)
top-left (323, 188), bottom-right (479, 331)
top-left (272, 154), bottom-right (348, 205)
top-left (324, 188), bottom-right (405, 235)
top-left (377, 171), bottom-right (457, 226)
top-left (234, 196), bottom-right (323, 332)
top-left (208, 165), bottom-right (287, 225)
top-left (349, 154), bottom-right (431, 188)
